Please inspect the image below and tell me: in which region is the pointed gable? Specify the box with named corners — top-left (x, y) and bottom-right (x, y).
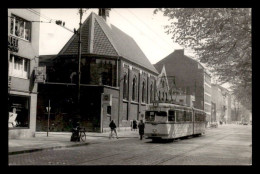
top-left (157, 65), bottom-right (170, 91)
top-left (58, 12), bottom-right (158, 74)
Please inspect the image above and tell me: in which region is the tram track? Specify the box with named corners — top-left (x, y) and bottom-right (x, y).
top-left (152, 132), bottom-right (235, 165)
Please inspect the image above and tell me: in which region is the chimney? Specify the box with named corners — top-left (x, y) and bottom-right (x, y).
top-left (175, 49), bottom-right (184, 55)
top-left (98, 8), bottom-right (111, 27)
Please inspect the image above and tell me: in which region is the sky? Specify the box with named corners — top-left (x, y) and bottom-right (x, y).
top-left (38, 8), bottom-right (195, 64)
top-left (38, 8), bottom-right (231, 89)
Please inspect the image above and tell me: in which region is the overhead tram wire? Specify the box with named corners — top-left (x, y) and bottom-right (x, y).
top-left (25, 8), bottom-right (170, 54)
top-left (29, 9), bottom-right (53, 21)
top-left (126, 9), bottom-right (175, 51)
top-left (113, 9), bottom-right (171, 54)
top-left (24, 9), bottom-right (174, 61)
top-left (127, 9), bottom-right (199, 61)
top-left (26, 9), bottom-right (52, 22)
top-left (25, 9), bottom-right (122, 57)
top-left (26, 9), bottom-right (75, 33)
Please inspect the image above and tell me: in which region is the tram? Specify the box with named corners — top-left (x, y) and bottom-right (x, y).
top-left (144, 102), bottom-right (206, 141)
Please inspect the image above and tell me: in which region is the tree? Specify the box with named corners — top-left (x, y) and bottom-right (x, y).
top-left (154, 8), bottom-right (252, 111)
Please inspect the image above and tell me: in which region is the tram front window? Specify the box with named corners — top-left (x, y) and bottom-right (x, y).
top-left (145, 111), bottom-right (167, 122)
top-left (154, 111), bottom-right (167, 122)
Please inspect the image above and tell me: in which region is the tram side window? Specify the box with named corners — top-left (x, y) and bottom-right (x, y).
top-left (195, 113), bottom-right (199, 122)
top-left (195, 113), bottom-right (204, 122)
top-left (185, 111), bottom-right (192, 122)
top-left (202, 114), bottom-right (206, 122)
top-left (168, 110), bottom-right (175, 121)
top-left (176, 110), bottom-right (184, 122)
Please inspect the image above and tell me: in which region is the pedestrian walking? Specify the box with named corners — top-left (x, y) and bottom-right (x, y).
top-left (109, 120), bottom-right (118, 139)
top-left (133, 119), bottom-right (137, 131)
top-left (138, 120), bottom-right (145, 140)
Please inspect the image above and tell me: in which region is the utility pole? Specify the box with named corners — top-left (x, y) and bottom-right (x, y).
top-left (77, 8), bottom-right (84, 104)
top-left (46, 100), bottom-right (51, 137)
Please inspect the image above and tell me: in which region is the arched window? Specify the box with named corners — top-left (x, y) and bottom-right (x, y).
top-left (123, 73), bottom-right (128, 100)
top-left (162, 80), bottom-right (165, 88)
top-left (142, 81), bottom-right (145, 103)
top-left (101, 72), bottom-right (108, 85)
top-left (162, 92), bottom-right (164, 101)
top-left (159, 91), bottom-right (161, 101)
top-left (132, 76), bottom-right (137, 101)
top-left (150, 83), bottom-right (153, 103)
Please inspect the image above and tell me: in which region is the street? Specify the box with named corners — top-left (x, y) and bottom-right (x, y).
top-left (9, 124), bottom-right (252, 165)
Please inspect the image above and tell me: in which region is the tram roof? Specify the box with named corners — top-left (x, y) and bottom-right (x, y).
top-left (148, 102), bottom-right (205, 113)
top-left (148, 102), bottom-right (191, 109)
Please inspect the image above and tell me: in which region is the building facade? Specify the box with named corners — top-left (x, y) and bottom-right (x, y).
top-left (204, 71), bottom-right (212, 123)
top-left (211, 84), bottom-right (231, 124)
top-left (37, 9), bottom-right (158, 133)
top-left (154, 49), bottom-right (211, 122)
top-left (8, 9), bottom-right (40, 138)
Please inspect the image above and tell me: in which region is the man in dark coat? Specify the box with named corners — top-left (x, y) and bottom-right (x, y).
top-left (138, 120), bottom-right (145, 140)
top-left (109, 120), bottom-right (118, 139)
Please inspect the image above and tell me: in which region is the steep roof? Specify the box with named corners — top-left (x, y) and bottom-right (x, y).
top-left (154, 49), bottom-right (202, 76)
top-left (58, 12), bottom-right (158, 74)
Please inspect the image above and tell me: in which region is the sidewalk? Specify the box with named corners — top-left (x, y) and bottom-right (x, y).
top-left (9, 130), bottom-right (139, 155)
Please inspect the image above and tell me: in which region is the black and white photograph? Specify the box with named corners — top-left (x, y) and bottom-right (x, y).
top-left (8, 8), bottom-right (252, 166)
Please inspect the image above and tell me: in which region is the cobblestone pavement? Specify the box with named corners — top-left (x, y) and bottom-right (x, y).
top-left (8, 124), bottom-right (252, 165)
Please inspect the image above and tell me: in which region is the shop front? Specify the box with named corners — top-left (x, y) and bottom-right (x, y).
top-left (8, 92), bottom-right (37, 138)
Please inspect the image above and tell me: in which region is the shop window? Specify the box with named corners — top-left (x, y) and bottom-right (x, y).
top-left (9, 54), bottom-right (29, 79)
top-left (10, 14), bottom-right (31, 41)
top-left (8, 95), bottom-right (30, 128)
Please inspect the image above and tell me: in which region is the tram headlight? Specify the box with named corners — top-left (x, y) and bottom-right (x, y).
top-left (152, 129), bottom-right (157, 133)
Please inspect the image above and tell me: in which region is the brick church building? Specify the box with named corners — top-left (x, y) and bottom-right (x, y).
top-left (37, 9), bottom-right (158, 132)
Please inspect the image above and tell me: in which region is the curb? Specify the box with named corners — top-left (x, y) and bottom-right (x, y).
top-left (9, 136), bottom-right (139, 155)
top-left (9, 142), bottom-right (90, 155)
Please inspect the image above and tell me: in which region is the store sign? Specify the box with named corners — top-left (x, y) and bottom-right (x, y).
top-left (35, 66), bottom-right (46, 83)
top-left (102, 93), bottom-right (112, 106)
top-left (8, 35), bottom-right (19, 52)
top-left (8, 76), bottom-right (12, 88)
